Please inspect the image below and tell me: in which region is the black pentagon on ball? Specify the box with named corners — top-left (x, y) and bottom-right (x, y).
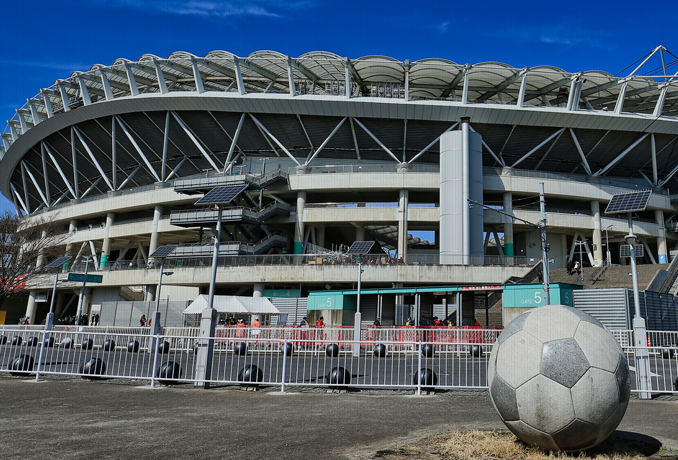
top-left (615, 354), bottom-right (631, 403)
top-left (60, 337), bottom-right (73, 348)
top-left (421, 343), bottom-right (434, 357)
top-left (238, 364), bottom-right (263, 385)
top-left (490, 374), bottom-right (519, 421)
top-left (9, 355), bottom-right (34, 375)
top-left (11, 336), bottom-right (22, 346)
top-left (79, 358), bottom-right (106, 379)
top-left (280, 342), bottom-right (294, 356)
top-left (414, 368), bottom-right (438, 387)
top-left (103, 339), bottom-right (115, 351)
top-left (496, 312), bottom-right (530, 346)
top-left (157, 361), bottom-right (182, 384)
top-left (326, 344), bottom-right (340, 357)
top-left (327, 366), bottom-right (351, 385)
top-left (0, 335), bottom-right (7, 345)
top-left (127, 340), bottom-right (139, 352)
top-left (552, 419), bottom-right (600, 452)
top-left (157, 341), bottom-right (170, 354)
top-left (81, 338), bottom-right (93, 350)
top-left (471, 345), bottom-right (483, 357)
top-left (43, 337), bottom-right (54, 347)
top-left (541, 338), bottom-right (590, 388)
top-left (373, 343), bottom-right (387, 358)
top-left (26, 336), bottom-right (37, 346)
top-left (234, 342), bottom-right (248, 356)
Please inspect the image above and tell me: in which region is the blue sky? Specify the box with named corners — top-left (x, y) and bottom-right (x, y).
top-left (0, 0), bottom-right (675, 214)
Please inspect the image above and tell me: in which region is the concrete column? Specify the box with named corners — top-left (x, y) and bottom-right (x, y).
top-left (54, 292), bottom-right (68, 319)
top-left (253, 283), bottom-right (264, 297)
top-left (503, 192), bottom-right (514, 256)
top-left (397, 190), bottom-right (409, 258)
top-left (461, 293), bottom-right (475, 326)
top-left (101, 212), bottom-right (115, 267)
top-left (294, 191), bottom-right (306, 254)
top-left (65, 220), bottom-right (78, 261)
top-left (656, 209), bottom-right (668, 264)
top-left (149, 205), bottom-right (163, 259)
top-left (36, 230), bottom-right (48, 267)
top-left (591, 201), bottom-right (603, 266)
top-left (25, 290), bottom-right (38, 324)
top-left (75, 287), bottom-right (91, 319)
top-left (355, 225), bottom-right (365, 242)
top-left (145, 284), bottom-right (157, 302)
top-left (317, 225), bottom-right (325, 248)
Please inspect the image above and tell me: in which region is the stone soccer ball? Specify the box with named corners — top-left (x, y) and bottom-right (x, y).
top-left (488, 304), bottom-right (630, 452)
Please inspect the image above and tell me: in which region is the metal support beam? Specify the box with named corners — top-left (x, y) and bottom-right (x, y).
top-left (27, 99), bottom-right (41, 125)
top-left (43, 142), bottom-right (76, 198)
top-left (224, 113), bottom-right (245, 173)
top-left (40, 143), bottom-right (50, 205)
top-left (57, 82), bottom-right (71, 112)
top-left (124, 64), bottom-right (140, 96)
top-left (153, 60), bottom-right (169, 94)
top-left (191, 58), bottom-right (205, 93)
top-left (71, 127), bottom-right (79, 197)
top-left (408, 123), bottom-right (458, 164)
top-left (614, 82), bottom-right (627, 115)
top-left (233, 59), bottom-right (246, 95)
top-left (115, 116), bottom-right (161, 182)
top-left (594, 133), bottom-right (649, 177)
top-left (352, 118), bottom-right (400, 163)
top-left (349, 118), bottom-right (361, 160)
top-left (11, 183), bottom-right (28, 214)
top-left (287, 57), bottom-right (296, 97)
top-left (73, 126), bottom-right (114, 190)
top-left (569, 129), bottom-right (592, 176)
top-left (304, 117), bottom-right (347, 166)
top-left (76, 77), bottom-right (92, 106)
top-left (511, 129), bottom-right (564, 168)
top-left (117, 166), bottom-right (140, 190)
top-left (166, 158), bottom-right (187, 181)
top-left (21, 161), bottom-right (49, 206)
top-left (170, 112), bottom-right (220, 171)
top-left (517, 71), bottom-right (528, 108)
top-left (461, 66), bottom-right (470, 104)
top-left (469, 124), bottom-right (505, 167)
top-left (111, 118), bottom-right (117, 189)
top-left (41, 90), bottom-right (54, 118)
top-left (99, 70), bottom-right (114, 101)
top-left (161, 112), bottom-right (170, 181)
top-left (80, 177), bottom-right (101, 199)
top-left (651, 134), bottom-right (658, 185)
top-left (249, 114), bottom-right (300, 165)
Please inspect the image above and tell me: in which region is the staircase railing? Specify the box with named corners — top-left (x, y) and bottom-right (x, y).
top-left (658, 255), bottom-right (678, 293)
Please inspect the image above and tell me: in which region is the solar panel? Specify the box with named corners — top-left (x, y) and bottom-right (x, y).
top-left (150, 245), bottom-right (178, 258)
top-left (47, 256), bottom-right (72, 268)
top-left (347, 241), bottom-right (375, 254)
top-left (195, 184), bottom-right (248, 205)
top-left (620, 244), bottom-right (644, 258)
top-left (605, 190), bottom-right (651, 214)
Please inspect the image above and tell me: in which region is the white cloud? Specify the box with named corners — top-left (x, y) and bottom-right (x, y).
top-left (103, 0), bottom-right (316, 18)
top-left (437, 21), bottom-right (450, 34)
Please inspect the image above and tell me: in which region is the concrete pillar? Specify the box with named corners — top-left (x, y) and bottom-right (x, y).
top-left (253, 283), bottom-right (264, 297)
top-left (145, 284), bottom-right (157, 302)
top-left (656, 209), bottom-right (668, 264)
top-left (397, 190), bottom-right (409, 258)
top-left (461, 293), bottom-right (476, 326)
top-left (149, 205), bottom-right (163, 259)
top-left (591, 201), bottom-right (603, 266)
top-left (355, 225), bottom-right (365, 242)
top-left (75, 287), bottom-right (91, 319)
top-left (65, 220), bottom-right (78, 262)
top-left (101, 212), bottom-right (115, 267)
top-left (25, 290), bottom-right (38, 324)
top-left (294, 191), bottom-right (306, 254)
top-left (503, 192), bottom-right (514, 256)
top-left (36, 230), bottom-right (48, 267)
top-left (317, 225), bottom-right (325, 248)
top-left (54, 292), bottom-right (68, 319)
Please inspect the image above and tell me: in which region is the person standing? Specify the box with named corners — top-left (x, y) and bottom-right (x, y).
top-left (316, 316), bottom-right (325, 327)
top-left (140, 315), bottom-right (146, 327)
top-left (252, 317), bottom-right (261, 327)
top-left (373, 317), bottom-right (381, 327)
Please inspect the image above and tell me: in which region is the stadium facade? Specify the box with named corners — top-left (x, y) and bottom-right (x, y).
top-left (2, 49), bottom-right (678, 326)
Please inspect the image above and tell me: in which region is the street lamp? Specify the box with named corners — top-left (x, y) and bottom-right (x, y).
top-left (44, 256), bottom-right (72, 331)
top-left (75, 256), bottom-right (95, 326)
top-left (574, 240), bottom-right (586, 284)
top-left (346, 241), bottom-right (374, 357)
top-left (604, 225), bottom-right (613, 265)
top-left (149, 245), bottom-right (177, 337)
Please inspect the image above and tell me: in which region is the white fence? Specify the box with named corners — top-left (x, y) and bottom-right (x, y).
top-left (1, 326), bottom-right (676, 395)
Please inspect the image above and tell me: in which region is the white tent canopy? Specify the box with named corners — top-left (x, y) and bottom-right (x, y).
top-left (183, 295), bottom-right (280, 315)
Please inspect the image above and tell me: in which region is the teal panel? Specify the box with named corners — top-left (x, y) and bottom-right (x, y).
top-left (263, 289), bottom-right (301, 298)
top-left (307, 293), bottom-right (356, 311)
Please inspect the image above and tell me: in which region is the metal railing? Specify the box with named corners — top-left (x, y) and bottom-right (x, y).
top-left (1, 326), bottom-right (675, 395)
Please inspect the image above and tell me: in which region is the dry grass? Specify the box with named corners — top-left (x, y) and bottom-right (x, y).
top-left (368, 430), bottom-right (675, 460)
top-left (437, 431), bottom-right (651, 460)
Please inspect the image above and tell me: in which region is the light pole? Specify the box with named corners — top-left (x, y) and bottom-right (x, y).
top-left (575, 240), bottom-right (585, 284)
top-left (352, 257), bottom-right (364, 357)
top-left (44, 256), bottom-right (72, 331)
top-left (604, 225), bottom-right (612, 265)
top-left (75, 256), bottom-right (94, 326)
top-left (148, 245), bottom-right (177, 338)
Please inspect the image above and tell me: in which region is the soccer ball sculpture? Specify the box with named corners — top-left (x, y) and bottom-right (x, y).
top-left (488, 305), bottom-right (630, 452)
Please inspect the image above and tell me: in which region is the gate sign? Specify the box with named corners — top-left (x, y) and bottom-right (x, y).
top-left (503, 283), bottom-right (582, 308)
top-left (67, 273), bottom-right (103, 283)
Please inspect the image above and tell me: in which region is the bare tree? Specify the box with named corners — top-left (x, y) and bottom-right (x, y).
top-left (0, 212), bottom-right (68, 310)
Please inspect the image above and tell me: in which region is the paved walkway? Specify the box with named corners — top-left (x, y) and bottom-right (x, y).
top-left (0, 376), bottom-right (676, 459)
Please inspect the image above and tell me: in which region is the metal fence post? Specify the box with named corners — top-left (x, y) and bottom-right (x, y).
top-left (35, 327), bottom-right (47, 381)
top-left (281, 339), bottom-right (288, 393)
top-left (150, 334), bottom-right (161, 388)
top-left (417, 341), bottom-right (422, 396)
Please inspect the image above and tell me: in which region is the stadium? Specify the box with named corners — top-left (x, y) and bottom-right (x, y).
top-left (2, 48), bottom-right (678, 328)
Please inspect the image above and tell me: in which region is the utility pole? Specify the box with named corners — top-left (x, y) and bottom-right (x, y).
top-left (539, 183), bottom-right (550, 305)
